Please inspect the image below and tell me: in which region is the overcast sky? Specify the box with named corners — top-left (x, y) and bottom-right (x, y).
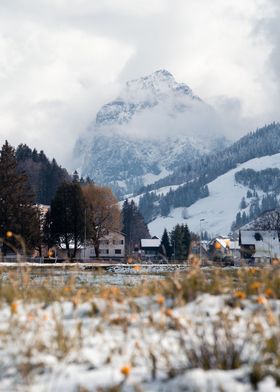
top-left (0, 0), bottom-right (279, 167)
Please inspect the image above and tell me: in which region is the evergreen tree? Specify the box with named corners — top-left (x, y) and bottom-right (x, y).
top-left (170, 224), bottom-right (191, 261)
top-left (48, 181), bottom-right (85, 258)
top-left (240, 197), bottom-right (247, 209)
top-left (15, 144), bottom-right (33, 161)
top-left (160, 228), bottom-right (172, 260)
top-left (247, 190), bottom-right (253, 198)
top-left (85, 176), bottom-right (94, 184)
top-left (42, 210), bottom-right (55, 250)
top-left (72, 170), bottom-right (79, 183)
top-left (122, 199), bottom-right (150, 254)
top-left (235, 212), bottom-right (242, 227)
top-left (183, 224), bottom-right (191, 258)
top-left (0, 141), bottom-right (40, 255)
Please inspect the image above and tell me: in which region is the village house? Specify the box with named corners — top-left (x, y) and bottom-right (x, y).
top-left (82, 231), bottom-right (125, 261)
top-left (45, 231), bottom-right (126, 261)
top-left (140, 236), bottom-right (161, 261)
top-left (239, 230), bottom-right (280, 263)
top-left (53, 231), bottom-right (125, 261)
top-left (207, 236), bottom-right (239, 264)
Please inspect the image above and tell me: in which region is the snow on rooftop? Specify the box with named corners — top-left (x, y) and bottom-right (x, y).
top-left (215, 238), bottom-right (230, 249)
top-left (141, 239), bottom-right (161, 248)
top-left (240, 230), bottom-right (280, 258)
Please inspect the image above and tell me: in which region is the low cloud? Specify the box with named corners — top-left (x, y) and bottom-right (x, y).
top-left (0, 0), bottom-right (279, 168)
top-left (105, 100), bottom-right (223, 143)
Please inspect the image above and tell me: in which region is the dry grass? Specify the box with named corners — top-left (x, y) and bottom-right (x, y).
top-left (0, 262), bottom-right (280, 390)
top-left (1, 262), bottom-right (280, 305)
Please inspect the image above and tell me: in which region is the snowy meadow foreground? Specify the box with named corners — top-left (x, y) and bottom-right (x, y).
top-left (0, 264), bottom-right (280, 391)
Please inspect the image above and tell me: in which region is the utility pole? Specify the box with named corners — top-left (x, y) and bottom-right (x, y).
top-left (84, 208), bottom-right (87, 260)
top-left (200, 218), bottom-right (205, 264)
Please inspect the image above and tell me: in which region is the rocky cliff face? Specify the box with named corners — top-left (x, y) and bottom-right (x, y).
top-left (75, 70), bottom-right (226, 197)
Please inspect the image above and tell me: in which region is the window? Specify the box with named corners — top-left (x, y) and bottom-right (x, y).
top-left (100, 249), bottom-right (109, 255)
top-left (113, 240), bottom-right (124, 245)
top-left (254, 233), bottom-right (263, 241)
top-left (115, 249), bottom-right (122, 255)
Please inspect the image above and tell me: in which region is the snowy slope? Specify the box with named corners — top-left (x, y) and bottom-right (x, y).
top-left (148, 153), bottom-right (280, 237)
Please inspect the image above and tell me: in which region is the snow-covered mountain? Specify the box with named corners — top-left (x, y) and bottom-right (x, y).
top-left (147, 153), bottom-right (280, 237)
top-left (76, 70), bottom-right (227, 196)
top-left (95, 69), bottom-right (201, 127)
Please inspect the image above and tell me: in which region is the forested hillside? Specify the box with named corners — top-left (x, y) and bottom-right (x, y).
top-left (16, 144), bottom-right (70, 205)
top-left (139, 123), bottom-right (280, 194)
top-left (235, 168), bottom-right (280, 193)
top-left (138, 123), bottom-right (280, 223)
top-left (231, 167), bottom-right (280, 230)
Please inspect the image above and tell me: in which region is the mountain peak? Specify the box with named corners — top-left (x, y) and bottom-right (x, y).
top-left (128, 69), bottom-right (174, 84)
top-left (125, 69), bottom-right (184, 97)
top-left (146, 69), bottom-right (174, 81)
top-left (154, 69), bottom-right (173, 77)
top-left (95, 70), bottom-right (199, 127)
top-left (76, 70), bottom-right (226, 197)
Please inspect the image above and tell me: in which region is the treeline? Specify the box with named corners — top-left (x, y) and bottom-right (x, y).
top-left (16, 144), bottom-right (70, 205)
top-left (246, 208), bottom-right (280, 236)
top-left (231, 166), bottom-right (280, 231)
top-left (235, 168), bottom-right (280, 194)
top-left (231, 193), bottom-right (280, 231)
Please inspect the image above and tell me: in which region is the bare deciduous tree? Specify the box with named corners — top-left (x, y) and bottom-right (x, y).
top-left (82, 184), bottom-right (121, 258)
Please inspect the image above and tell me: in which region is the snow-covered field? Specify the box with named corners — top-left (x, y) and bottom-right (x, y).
top-left (149, 153), bottom-right (280, 237)
top-left (0, 266), bottom-right (280, 391)
top-left (0, 293), bottom-right (279, 391)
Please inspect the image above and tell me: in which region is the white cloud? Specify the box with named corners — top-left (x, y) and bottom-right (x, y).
top-left (0, 15), bottom-right (133, 163)
top-left (0, 0), bottom-right (278, 167)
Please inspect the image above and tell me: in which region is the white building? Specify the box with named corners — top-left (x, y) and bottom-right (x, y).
top-left (83, 231), bottom-right (125, 260)
top-left (239, 230), bottom-right (280, 263)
